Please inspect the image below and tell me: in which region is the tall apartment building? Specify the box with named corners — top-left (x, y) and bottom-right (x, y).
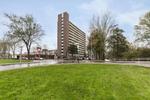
top-left (57, 12), bottom-right (86, 59)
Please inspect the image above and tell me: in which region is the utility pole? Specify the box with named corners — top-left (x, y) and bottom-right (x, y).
top-left (90, 36), bottom-right (92, 60)
top-left (20, 46), bottom-right (23, 63)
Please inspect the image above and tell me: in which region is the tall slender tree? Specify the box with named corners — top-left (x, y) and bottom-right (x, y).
top-left (0, 37), bottom-right (11, 58)
top-left (107, 27), bottom-right (129, 60)
top-left (5, 35), bottom-right (20, 58)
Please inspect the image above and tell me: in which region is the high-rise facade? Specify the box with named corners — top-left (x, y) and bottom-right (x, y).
top-left (57, 12), bottom-right (86, 59)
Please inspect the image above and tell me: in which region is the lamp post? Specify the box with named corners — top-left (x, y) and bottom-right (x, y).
top-left (20, 46), bottom-right (23, 63)
top-left (90, 36), bottom-right (93, 60)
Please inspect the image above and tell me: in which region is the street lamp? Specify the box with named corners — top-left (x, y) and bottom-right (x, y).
top-left (20, 46), bottom-right (23, 63)
top-left (90, 35), bottom-right (93, 60)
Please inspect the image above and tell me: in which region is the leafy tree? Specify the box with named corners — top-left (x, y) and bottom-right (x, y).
top-left (88, 30), bottom-right (104, 59)
top-left (107, 27), bottom-right (129, 60)
top-left (123, 44), bottom-right (139, 60)
top-left (68, 44), bottom-right (78, 58)
top-left (135, 11), bottom-right (150, 47)
top-left (5, 14), bottom-right (44, 59)
top-left (123, 47), bottom-right (150, 60)
top-left (138, 47), bottom-right (150, 58)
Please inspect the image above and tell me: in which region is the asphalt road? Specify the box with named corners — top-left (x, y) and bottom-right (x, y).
top-left (0, 60), bottom-right (149, 71)
top-left (105, 61), bottom-right (150, 67)
top-left (0, 60), bottom-right (58, 71)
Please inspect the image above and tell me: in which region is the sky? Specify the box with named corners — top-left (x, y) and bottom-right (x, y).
top-left (0, 0), bottom-right (150, 50)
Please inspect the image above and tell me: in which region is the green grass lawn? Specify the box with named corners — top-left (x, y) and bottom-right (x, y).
top-left (0, 64), bottom-right (150, 100)
top-left (0, 59), bottom-right (31, 65)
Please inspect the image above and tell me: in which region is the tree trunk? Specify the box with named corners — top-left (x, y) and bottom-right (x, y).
top-left (12, 48), bottom-right (15, 58)
top-left (27, 47), bottom-right (30, 60)
top-left (102, 52), bottom-right (105, 60)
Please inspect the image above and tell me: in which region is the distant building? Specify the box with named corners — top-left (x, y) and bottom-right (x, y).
top-left (18, 47), bottom-right (56, 60)
top-left (57, 12), bottom-right (86, 59)
top-left (48, 50), bottom-right (57, 55)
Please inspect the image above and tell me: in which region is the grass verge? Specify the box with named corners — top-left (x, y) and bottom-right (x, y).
top-left (0, 64), bottom-right (150, 100)
top-left (0, 59), bottom-right (31, 65)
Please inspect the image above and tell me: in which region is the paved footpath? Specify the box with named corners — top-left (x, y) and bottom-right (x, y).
top-left (0, 60), bottom-right (149, 72)
top-left (0, 60), bottom-right (58, 71)
top-left (104, 61), bottom-right (150, 67)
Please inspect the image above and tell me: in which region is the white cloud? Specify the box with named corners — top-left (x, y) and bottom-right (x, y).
top-left (80, 0), bottom-right (148, 26)
top-left (80, 0), bottom-right (110, 15)
top-left (117, 9), bottom-right (148, 26)
top-left (42, 6), bottom-right (58, 49)
top-left (0, 13), bottom-right (9, 38)
top-left (79, 0), bottom-right (150, 41)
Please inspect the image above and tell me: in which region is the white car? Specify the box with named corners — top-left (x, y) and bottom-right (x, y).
top-left (105, 59), bottom-right (110, 62)
top-left (40, 58), bottom-right (44, 60)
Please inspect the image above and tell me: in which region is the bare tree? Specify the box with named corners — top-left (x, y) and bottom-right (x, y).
top-left (0, 36), bottom-right (11, 58)
top-left (5, 14), bottom-right (44, 59)
top-left (6, 35), bottom-right (20, 58)
top-left (88, 12), bottom-right (116, 60)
